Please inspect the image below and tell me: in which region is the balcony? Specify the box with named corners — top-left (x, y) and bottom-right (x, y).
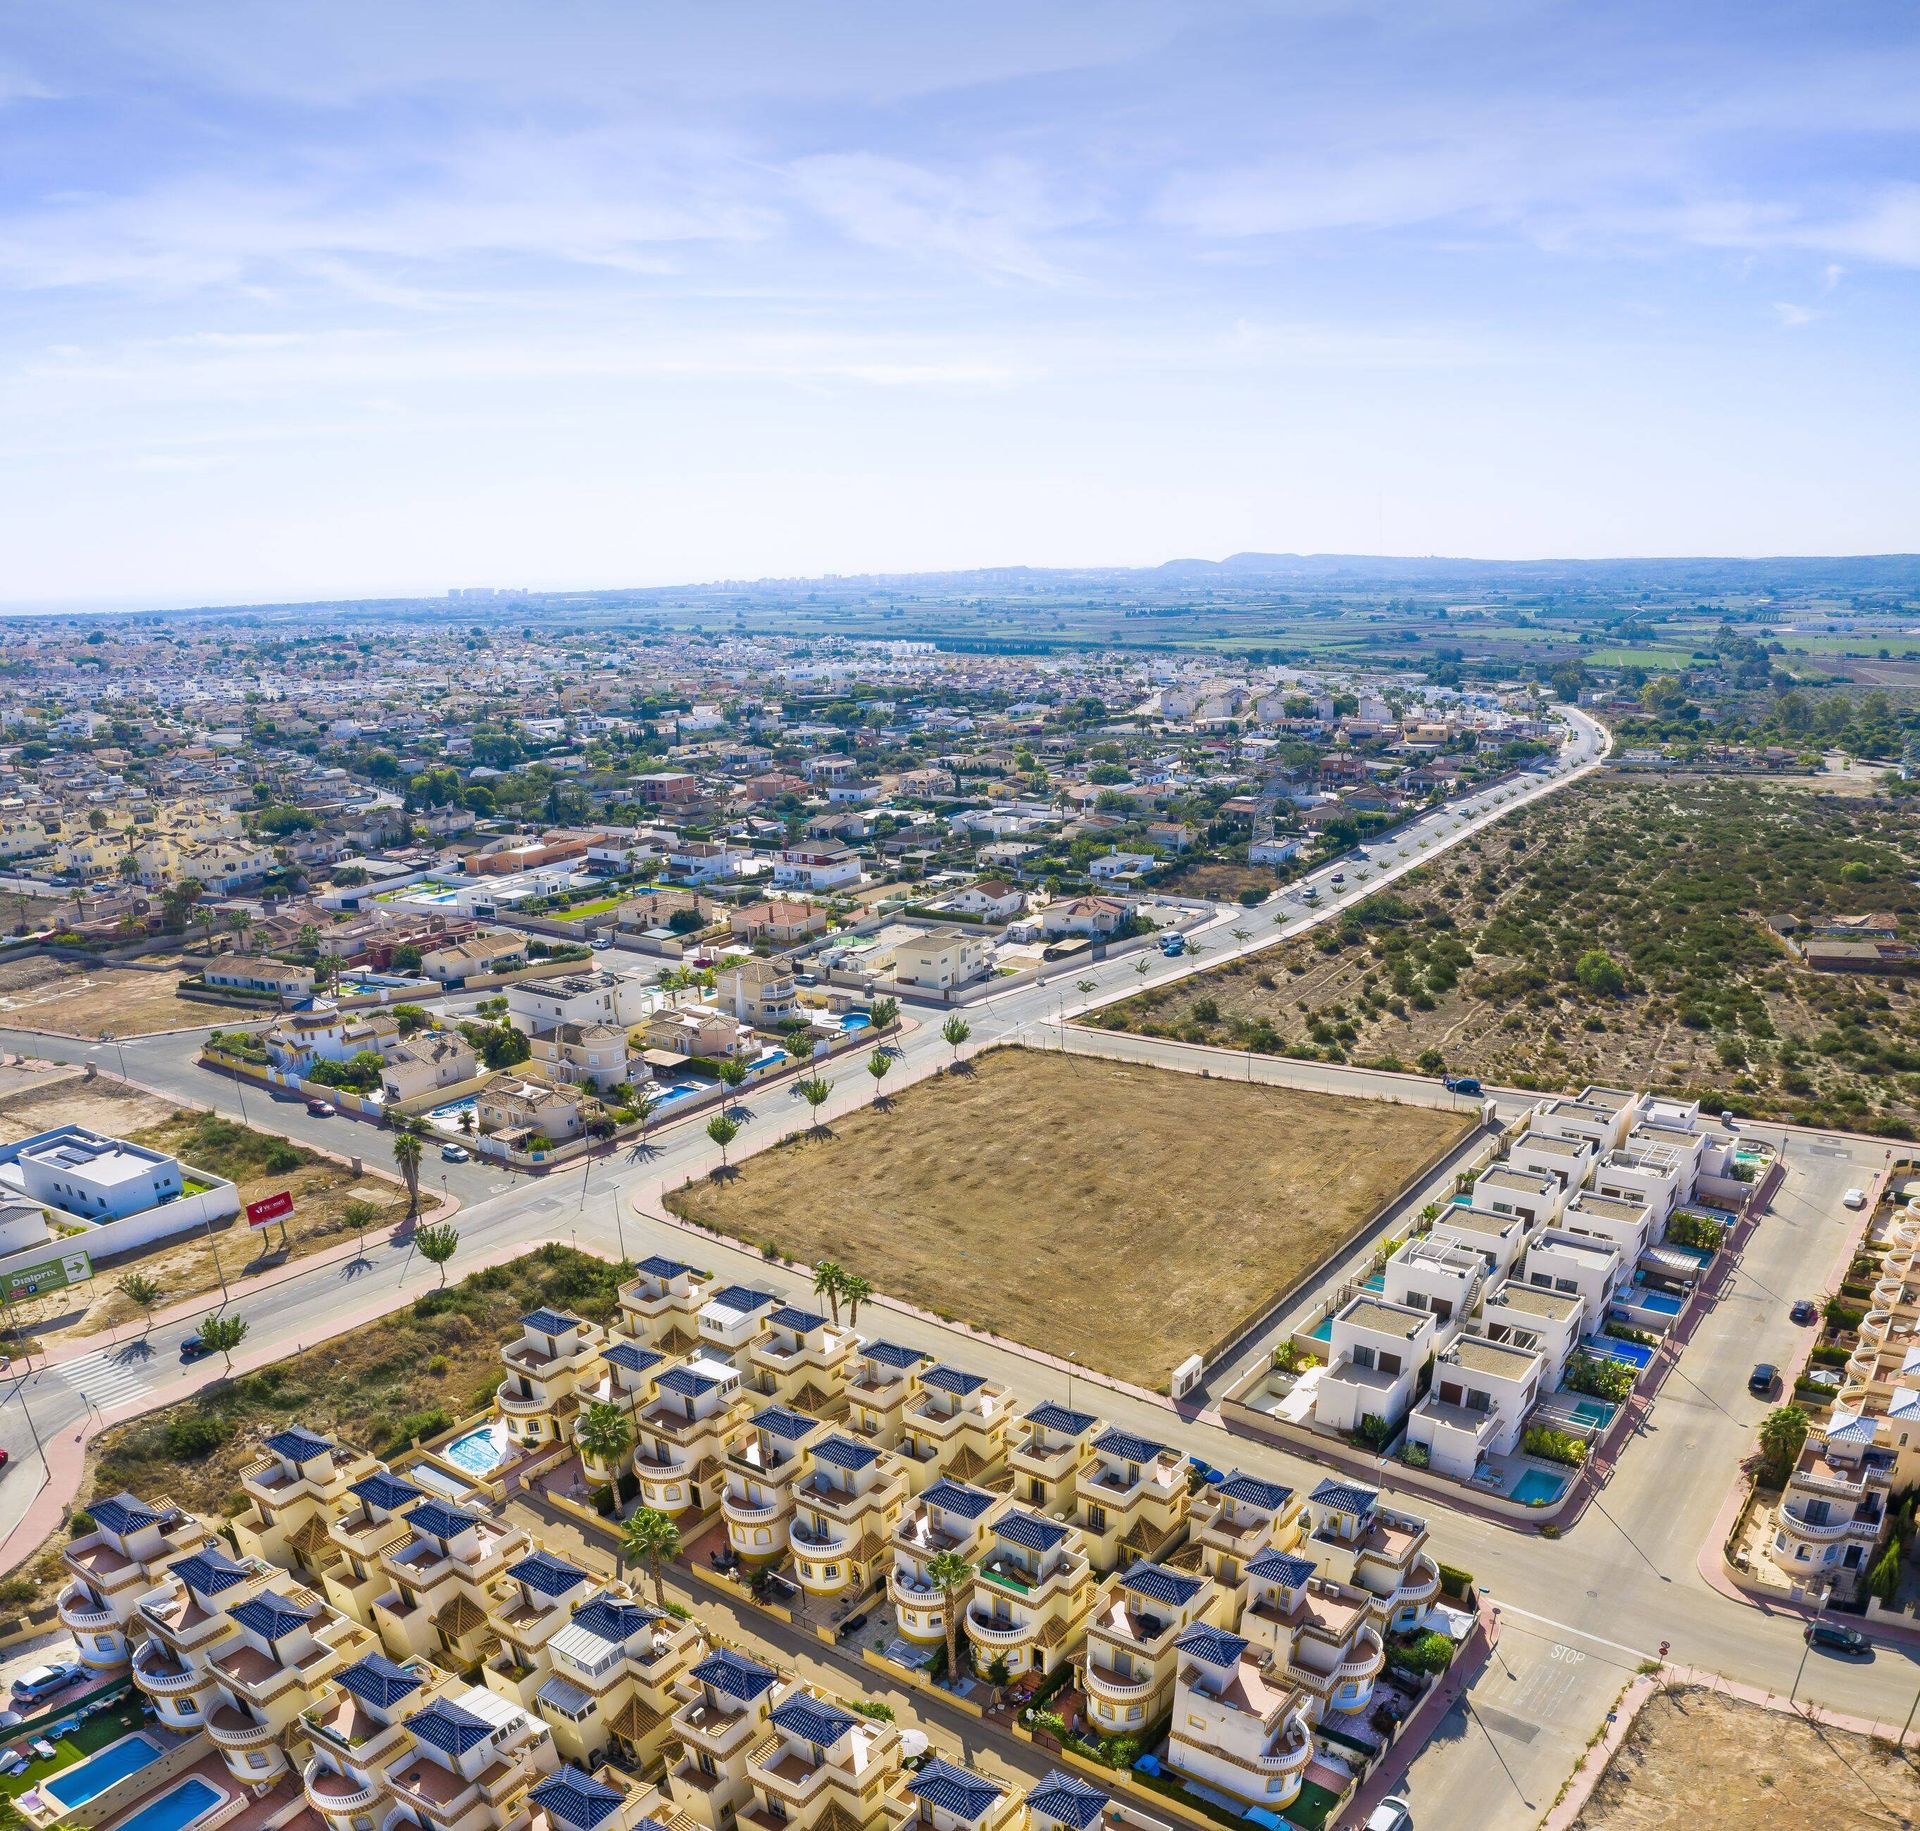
top-left (791, 1520), bottom-right (853, 1556)
top-left (889, 1568), bottom-right (942, 1610)
top-left (1778, 1505), bottom-right (1854, 1544)
top-left (747, 1733), bottom-right (829, 1802)
top-left (132, 1644), bottom-right (209, 1696)
top-left (1083, 1662), bottom-right (1157, 1702)
top-left (56, 1583), bottom-right (116, 1632)
top-left (1393, 1559), bottom-right (1441, 1609)
top-left (209, 1704), bottom-right (277, 1749)
top-left (305, 1761), bottom-right (381, 1815)
top-left (497, 1385), bottom-right (548, 1416)
top-left (966, 1609), bottom-right (1035, 1647)
top-left (722, 1488), bottom-right (790, 1526)
top-left (1335, 1631), bottom-right (1386, 1685)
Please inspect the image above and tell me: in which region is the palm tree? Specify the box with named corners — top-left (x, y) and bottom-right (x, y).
top-left (414, 1222), bottom-right (460, 1286)
top-left (865, 1047), bottom-right (892, 1105)
top-left (227, 909), bottom-right (254, 954)
top-left (840, 1272), bottom-right (873, 1328)
top-left (813, 1260), bottom-right (846, 1324)
top-left (192, 907), bottom-right (216, 954)
top-left (705, 1113), bottom-right (739, 1172)
top-left (197, 1312), bottom-right (248, 1375)
top-left (576, 1401), bottom-right (634, 1480)
top-left (796, 1075), bottom-right (831, 1137)
top-left (392, 1131), bottom-right (424, 1215)
top-left (115, 1272), bottom-right (163, 1335)
top-left (1076, 979), bottom-right (1096, 997)
top-left (927, 1550), bottom-right (974, 1686)
top-left (940, 1015), bottom-right (971, 1066)
top-left (620, 1507), bottom-right (682, 1609)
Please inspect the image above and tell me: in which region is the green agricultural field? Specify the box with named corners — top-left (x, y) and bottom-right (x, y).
top-left (1090, 775), bottom-right (1920, 1135)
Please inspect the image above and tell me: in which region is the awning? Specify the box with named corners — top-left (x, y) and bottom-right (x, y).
top-left (536, 1675), bottom-right (593, 1717)
top-left (1639, 1245), bottom-right (1702, 1281)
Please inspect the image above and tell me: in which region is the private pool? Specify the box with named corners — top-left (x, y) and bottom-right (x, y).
top-left (41, 1735), bottom-right (164, 1810)
top-left (1630, 1289), bottom-right (1685, 1317)
top-left (1566, 1397), bottom-right (1616, 1431)
top-left (443, 1424), bottom-right (509, 1476)
top-left (1306, 1317), bottom-right (1333, 1345)
top-left (112, 1777), bottom-right (225, 1831)
top-left (1582, 1333), bottom-right (1655, 1371)
top-left (839, 1012), bottom-right (872, 1032)
top-left (1512, 1468), bottom-right (1570, 1507)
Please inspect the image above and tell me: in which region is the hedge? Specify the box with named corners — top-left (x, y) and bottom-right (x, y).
top-left (1437, 1562), bottom-right (1475, 1600)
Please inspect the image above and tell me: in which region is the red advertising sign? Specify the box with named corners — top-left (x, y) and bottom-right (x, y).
top-left (246, 1190), bottom-right (294, 1228)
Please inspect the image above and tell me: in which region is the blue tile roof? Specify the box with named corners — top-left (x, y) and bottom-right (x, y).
top-left (572, 1596), bottom-right (661, 1643)
top-left (522, 1308), bottom-right (581, 1336)
top-left (634, 1255), bottom-right (693, 1279)
top-left (231, 1591), bottom-right (318, 1640)
top-left (1308, 1478), bottom-right (1378, 1517)
top-left (753, 1405), bottom-right (818, 1442)
top-left (1093, 1427), bottom-right (1167, 1464)
top-left (170, 1549), bottom-right (252, 1595)
top-left (336, 1653), bottom-right (423, 1709)
top-left (1218, 1473), bottom-right (1294, 1511)
top-left (349, 1472), bottom-right (423, 1513)
top-left (88, 1495), bottom-right (163, 1536)
top-left (909, 1759), bottom-right (1007, 1817)
top-left (996, 1511), bottom-right (1068, 1553)
top-left (921, 1364), bottom-right (986, 1397)
top-left (509, 1551), bottom-right (590, 1599)
top-left (1247, 1549), bottom-right (1316, 1589)
top-left (862, 1340), bottom-right (927, 1370)
top-left (658, 1366), bottom-right (721, 1399)
top-left (1174, 1623), bottom-right (1248, 1669)
top-left (530, 1767), bottom-right (626, 1831)
top-left (408, 1698), bottom-right (494, 1756)
top-left (708, 1285), bottom-right (776, 1315)
top-left (691, 1649), bottom-right (777, 1702)
top-left (769, 1305), bottom-right (827, 1333)
top-left (263, 1427), bottom-right (333, 1462)
top-left (605, 1342), bottom-right (662, 1374)
top-left (811, 1434), bottom-right (879, 1472)
top-left (1119, 1562), bottom-right (1203, 1609)
top-left (1027, 1771), bottom-right (1110, 1830)
top-left (770, 1693), bottom-right (856, 1746)
top-left (923, 1480), bottom-right (995, 1520)
top-left (1025, 1401), bottom-right (1098, 1436)
top-left (406, 1499), bottom-right (480, 1541)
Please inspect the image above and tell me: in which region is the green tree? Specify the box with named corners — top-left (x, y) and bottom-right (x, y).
top-left (576, 1401), bottom-right (634, 1479)
top-left (392, 1130), bottom-right (424, 1215)
top-left (718, 1057), bottom-right (749, 1110)
top-left (414, 1222), bottom-right (460, 1286)
top-left (797, 1075), bottom-right (832, 1136)
top-left (840, 1271), bottom-right (873, 1327)
top-left (940, 1015), bottom-right (971, 1065)
top-left (926, 1550), bottom-right (974, 1687)
top-left (865, 1047), bottom-right (893, 1104)
top-left (813, 1260), bottom-right (846, 1324)
top-left (115, 1272), bottom-right (163, 1336)
top-left (1757, 1405), bottom-right (1809, 1486)
top-left (1866, 1539), bottom-right (1903, 1606)
top-left (343, 1197), bottom-right (378, 1258)
top-left (1574, 950), bottom-right (1626, 996)
top-left (620, 1507), bottom-right (682, 1609)
top-left (197, 1311), bottom-right (249, 1375)
top-left (869, 996), bottom-right (899, 1030)
top-left (706, 1113), bottom-right (740, 1172)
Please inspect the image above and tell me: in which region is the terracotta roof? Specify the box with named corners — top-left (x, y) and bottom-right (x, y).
top-left (609, 1696), bottom-right (667, 1745)
top-left (431, 1593), bottom-right (489, 1638)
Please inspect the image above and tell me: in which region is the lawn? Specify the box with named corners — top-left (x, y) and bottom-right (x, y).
top-left (664, 1047), bottom-right (1471, 1388)
top-left (1573, 1686), bottom-right (1920, 1828)
top-left (1092, 776), bottom-right (1920, 1135)
top-left (0, 1689), bottom-right (148, 1805)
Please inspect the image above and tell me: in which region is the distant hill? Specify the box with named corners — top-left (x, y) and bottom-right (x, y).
top-left (1146, 552), bottom-right (1920, 591)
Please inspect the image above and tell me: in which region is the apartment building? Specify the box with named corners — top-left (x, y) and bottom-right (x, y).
top-left (744, 1305), bottom-right (858, 1416)
top-left (1188, 1474), bottom-right (1304, 1590)
top-left (899, 1364), bottom-right (1014, 1489)
top-left (617, 1256), bottom-right (712, 1357)
top-left (496, 1309), bottom-right (609, 1450)
top-left (1163, 1624), bottom-right (1313, 1812)
top-left (888, 1478), bottom-right (1007, 1647)
top-left (844, 1340), bottom-right (933, 1449)
top-left (1070, 1427), bottom-right (1190, 1571)
top-left (963, 1512), bottom-right (1095, 1678)
top-left (1008, 1401), bottom-right (1101, 1518)
top-left (788, 1435), bottom-right (910, 1601)
top-left (699, 1284), bottom-right (781, 1359)
top-left (633, 1358), bottom-right (748, 1518)
top-left (742, 1690), bottom-right (906, 1831)
top-left (1313, 1296), bottom-right (1437, 1440)
top-left (722, 1404), bottom-right (831, 1566)
top-left (59, 1492), bottom-right (218, 1669)
top-left (905, 1761), bottom-right (1021, 1831)
top-left (666, 1648), bottom-right (785, 1831)
top-left (232, 1427), bottom-right (381, 1579)
top-left (1080, 1562), bottom-right (1228, 1736)
top-left (1406, 1336), bottom-right (1542, 1478)
top-left (1305, 1481), bottom-right (1443, 1633)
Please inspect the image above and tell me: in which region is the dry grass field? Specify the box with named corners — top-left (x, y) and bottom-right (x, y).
top-left (665, 1046), bottom-right (1471, 1388)
top-left (0, 955), bottom-right (208, 1036)
top-left (1574, 1687), bottom-right (1920, 1829)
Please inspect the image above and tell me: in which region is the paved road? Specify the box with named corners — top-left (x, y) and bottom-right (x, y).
top-left (31, 709), bottom-right (1905, 1820)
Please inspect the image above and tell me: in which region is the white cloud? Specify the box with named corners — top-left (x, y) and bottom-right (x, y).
top-left (1772, 301), bottom-right (1819, 328)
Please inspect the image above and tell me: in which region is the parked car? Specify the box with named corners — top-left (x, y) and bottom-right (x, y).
top-left (1365, 1799), bottom-right (1413, 1831)
top-left (1805, 1621), bottom-right (1870, 1655)
top-left (591, 936), bottom-right (611, 950)
top-left (305, 1098), bottom-right (333, 1117)
top-left (1749, 1363), bottom-right (1778, 1397)
top-left (11, 1664), bottom-right (80, 1704)
top-left (1843, 1188), bottom-right (1868, 1210)
top-left (0, 1449), bottom-right (9, 1473)
top-left (439, 1143), bottom-right (470, 1163)
top-left (1790, 1299), bottom-right (1819, 1325)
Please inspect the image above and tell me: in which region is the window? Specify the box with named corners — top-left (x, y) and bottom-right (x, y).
top-left (1378, 1352), bottom-right (1403, 1377)
top-left (1351, 1345), bottom-right (1376, 1371)
top-left (1085, 1504), bottom-right (1107, 1532)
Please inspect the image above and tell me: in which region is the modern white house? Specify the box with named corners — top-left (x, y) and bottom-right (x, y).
top-left (1313, 1296), bottom-right (1436, 1439)
top-left (890, 930), bottom-right (991, 992)
top-left (1405, 1336), bottom-right (1542, 1478)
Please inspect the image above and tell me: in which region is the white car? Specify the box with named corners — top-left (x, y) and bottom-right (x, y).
top-left (440, 1143), bottom-right (471, 1163)
top-left (1366, 1800), bottom-right (1413, 1831)
top-left (1844, 1188), bottom-right (1868, 1210)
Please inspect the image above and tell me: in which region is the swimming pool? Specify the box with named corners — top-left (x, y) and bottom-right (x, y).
top-left (1583, 1333), bottom-right (1655, 1371)
top-left (1630, 1289), bottom-right (1685, 1317)
top-left (112, 1778), bottom-right (224, 1831)
top-left (653, 1083), bottom-right (702, 1108)
top-left (443, 1425), bottom-right (508, 1476)
top-left (840, 1012), bottom-right (871, 1032)
top-left (42, 1735), bottom-right (164, 1809)
top-left (1306, 1317), bottom-right (1333, 1344)
top-left (1566, 1397), bottom-right (1616, 1430)
top-left (1512, 1468), bottom-right (1569, 1507)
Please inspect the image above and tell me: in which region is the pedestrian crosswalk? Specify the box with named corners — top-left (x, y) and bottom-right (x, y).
top-left (55, 1346), bottom-right (158, 1413)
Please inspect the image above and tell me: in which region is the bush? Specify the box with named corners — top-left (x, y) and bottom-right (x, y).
top-left (380, 1406), bottom-right (452, 1456)
top-left (1666, 1210), bottom-right (1725, 1254)
top-left (1564, 1352), bottom-right (1634, 1403)
top-left (1391, 1630), bottom-right (1456, 1676)
top-left (1521, 1425), bottom-right (1587, 1467)
top-left (1436, 1562), bottom-right (1474, 1600)
top-left (165, 1415), bottom-right (230, 1458)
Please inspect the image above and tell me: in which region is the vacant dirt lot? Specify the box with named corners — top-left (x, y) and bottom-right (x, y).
top-left (1094, 776), bottom-right (1920, 1135)
top-left (666, 1047), bottom-right (1471, 1388)
top-left (1575, 1687), bottom-right (1920, 1829)
top-left (0, 955), bottom-right (207, 1036)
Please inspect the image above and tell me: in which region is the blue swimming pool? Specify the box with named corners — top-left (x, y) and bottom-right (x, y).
top-left (112, 1778), bottom-right (224, 1831)
top-left (840, 1012), bottom-right (871, 1032)
top-left (1512, 1468), bottom-right (1569, 1507)
top-left (1631, 1289), bottom-right (1685, 1317)
top-left (1567, 1397), bottom-right (1616, 1430)
top-left (1583, 1333), bottom-right (1655, 1371)
top-left (1306, 1317), bottom-right (1333, 1344)
top-left (653, 1083), bottom-right (701, 1108)
top-left (443, 1425), bottom-right (508, 1475)
top-left (42, 1735), bottom-right (164, 1809)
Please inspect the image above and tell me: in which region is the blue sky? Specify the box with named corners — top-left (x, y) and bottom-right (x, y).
top-left (1, 1), bottom-right (1916, 605)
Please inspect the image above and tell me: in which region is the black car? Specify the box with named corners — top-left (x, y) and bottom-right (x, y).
top-left (1749, 1364), bottom-right (1778, 1396)
top-left (181, 1334), bottom-right (212, 1362)
top-left (1790, 1300), bottom-right (1819, 1325)
top-left (1805, 1622), bottom-right (1870, 1655)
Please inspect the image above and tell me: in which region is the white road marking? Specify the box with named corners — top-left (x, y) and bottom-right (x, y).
top-left (1492, 1601), bottom-right (1657, 1666)
top-left (56, 1347), bottom-right (158, 1412)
